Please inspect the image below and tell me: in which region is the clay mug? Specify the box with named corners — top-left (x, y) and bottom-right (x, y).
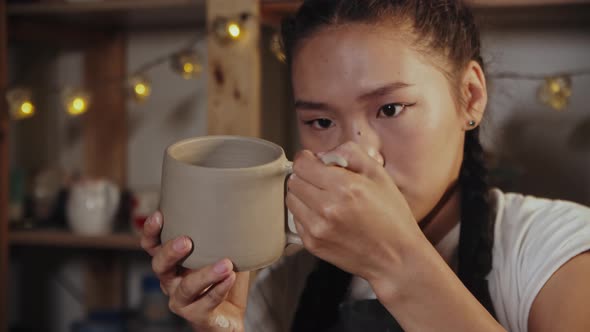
top-left (159, 135), bottom-right (303, 271)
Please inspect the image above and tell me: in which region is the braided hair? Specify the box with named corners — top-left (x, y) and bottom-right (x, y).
top-left (282, 1), bottom-right (496, 330)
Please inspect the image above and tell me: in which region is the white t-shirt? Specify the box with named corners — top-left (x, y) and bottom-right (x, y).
top-left (245, 189), bottom-right (590, 331)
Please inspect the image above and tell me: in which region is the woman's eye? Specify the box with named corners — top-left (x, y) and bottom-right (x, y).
top-left (377, 103), bottom-right (410, 118)
top-left (304, 118), bottom-right (334, 129)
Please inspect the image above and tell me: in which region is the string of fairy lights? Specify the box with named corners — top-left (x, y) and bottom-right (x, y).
top-left (488, 69), bottom-right (590, 111)
top-left (4, 13), bottom-right (257, 120)
top-left (3, 12), bottom-right (590, 120)
top-left (6, 43), bottom-right (208, 120)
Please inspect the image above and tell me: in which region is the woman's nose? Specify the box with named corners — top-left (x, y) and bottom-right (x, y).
top-left (347, 120), bottom-right (384, 166)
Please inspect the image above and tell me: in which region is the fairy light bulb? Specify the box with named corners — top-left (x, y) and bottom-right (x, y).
top-left (129, 75), bottom-right (152, 102)
top-left (213, 17), bottom-right (245, 43)
top-left (6, 88), bottom-right (35, 120)
top-left (20, 101), bottom-right (34, 115)
top-left (538, 76), bottom-right (572, 111)
top-left (227, 22), bottom-right (241, 39)
top-left (171, 50), bottom-right (202, 80)
top-left (135, 83), bottom-right (147, 95)
top-left (63, 88), bottom-right (91, 116)
top-left (183, 63), bottom-right (194, 74)
top-left (74, 98), bottom-right (84, 109)
top-left (270, 32), bottom-right (286, 63)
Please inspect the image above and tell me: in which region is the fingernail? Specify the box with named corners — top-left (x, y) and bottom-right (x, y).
top-left (316, 152), bottom-right (325, 157)
top-left (152, 212), bottom-right (162, 228)
top-left (376, 154), bottom-right (384, 166)
top-left (214, 260), bottom-right (230, 274)
top-left (367, 147), bottom-right (384, 166)
top-left (173, 237), bottom-right (188, 252)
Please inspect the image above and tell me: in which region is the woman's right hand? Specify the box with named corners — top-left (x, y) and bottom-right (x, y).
top-left (141, 211), bottom-right (249, 331)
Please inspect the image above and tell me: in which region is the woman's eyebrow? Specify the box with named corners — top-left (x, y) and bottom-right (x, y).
top-left (293, 100), bottom-right (332, 111)
top-left (293, 82), bottom-right (413, 111)
top-left (357, 82), bottom-right (414, 101)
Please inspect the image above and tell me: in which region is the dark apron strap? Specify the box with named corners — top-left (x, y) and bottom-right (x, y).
top-left (327, 299), bottom-right (403, 332)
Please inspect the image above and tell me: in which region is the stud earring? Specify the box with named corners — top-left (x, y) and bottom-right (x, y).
top-left (468, 120), bottom-right (476, 127)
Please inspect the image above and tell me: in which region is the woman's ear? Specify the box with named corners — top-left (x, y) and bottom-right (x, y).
top-left (460, 60), bottom-right (487, 130)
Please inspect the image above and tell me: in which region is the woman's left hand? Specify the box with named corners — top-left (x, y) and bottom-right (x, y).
top-left (286, 141), bottom-right (426, 294)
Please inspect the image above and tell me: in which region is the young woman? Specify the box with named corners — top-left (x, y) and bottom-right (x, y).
top-left (141, 1), bottom-right (590, 331)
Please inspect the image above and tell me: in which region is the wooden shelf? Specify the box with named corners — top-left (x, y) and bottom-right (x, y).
top-left (470, 0), bottom-right (590, 6)
top-left (5, 0), bottom-right (299, 29)
top-left (7, 0), bottom-right (206, 30)
top-left (262, 0), bottom-right (590, 27)
top-left (7, 0), bottom-right (202, 14)
top-left (8, 0), bottom-right (588, 31)
top-left (7, 0), bottom-right (590, 15)
top-left (9, 230), bottom-right (141, 250)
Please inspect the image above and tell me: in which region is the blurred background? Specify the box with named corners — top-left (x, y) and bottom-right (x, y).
top-left (0, 0), bottom-right (589, 331)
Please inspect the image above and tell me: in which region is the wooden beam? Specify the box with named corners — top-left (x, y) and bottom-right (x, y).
top-left (82, 33), bottom-right (127, 313)
top-left (8, 19), bottom-right (110, 46)
top-left (261, 1), bottom-right (301, 26)
top-left (469, 0), bottom-right (590, 6)
top-left (474, 4), bottom-right (590, 27)
top-left (260, 26), bottom-right (293, 152)
top-left (83, 33), bottom-right (127, 187)
top-left (85, 256), bottom-right (125, 311)
top-left (258, 1), bottom-right (590, 27)
top-left (0, 0), bottom-right (9, 329)
top-left (206, 0), bottom-right (261, 137)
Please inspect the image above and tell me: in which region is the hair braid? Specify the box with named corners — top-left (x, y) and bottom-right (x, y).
top-left (458, 128), bottom-right (496, 316)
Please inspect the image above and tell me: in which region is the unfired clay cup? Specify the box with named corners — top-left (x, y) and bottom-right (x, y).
top-left (159, 135), bottom-right (301, 271)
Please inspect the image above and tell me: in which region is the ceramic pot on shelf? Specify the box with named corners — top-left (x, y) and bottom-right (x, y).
top-left (66, 179), bottom-right (121, 236)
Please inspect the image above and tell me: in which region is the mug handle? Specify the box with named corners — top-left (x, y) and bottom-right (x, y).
top-left (282, 153), bottom-right (348, 247)
top-left (286, 210), bottom-right (303, 245)
top-left (283, 161), bottom-right (303, 246)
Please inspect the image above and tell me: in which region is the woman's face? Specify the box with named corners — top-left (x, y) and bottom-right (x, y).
top-left (291, 23), bottom-right (469, 222)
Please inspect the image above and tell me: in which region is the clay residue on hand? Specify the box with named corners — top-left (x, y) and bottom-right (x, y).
top-left (214, 315), bottom-right (230, 328)
top-left (211, 314), bottom-right (242, 331)
top-left (320, 153), bottom-right (348, 168)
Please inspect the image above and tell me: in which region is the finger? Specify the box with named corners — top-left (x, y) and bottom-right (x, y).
top-left (152, 235), bottom-right (193, 289)
top-left (292, 150), bottom-right (346, 190)
top-left (321, 141), bottom-right (385, 180)
top-left (227, 272), bottom-right (250, 307)
top-left (293, 149), bottom-right (371, 197)
top-left (172, 259), bottom-right (234, 309)
top-left (176, 272), bottom-right (237, 327)
top-left (288, 172), bottom-right (329, 216)
top-left (141, 211), bottom-right (163, 256)
top-left (286, 191), bottom-right (322, 242)
top-left (180, 270), bottom-right (238, 318)
top-left (198, 272), bottom-right (236, 312)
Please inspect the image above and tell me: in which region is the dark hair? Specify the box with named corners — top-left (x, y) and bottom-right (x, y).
top-left (282, 1), bottom-right (495, 330)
